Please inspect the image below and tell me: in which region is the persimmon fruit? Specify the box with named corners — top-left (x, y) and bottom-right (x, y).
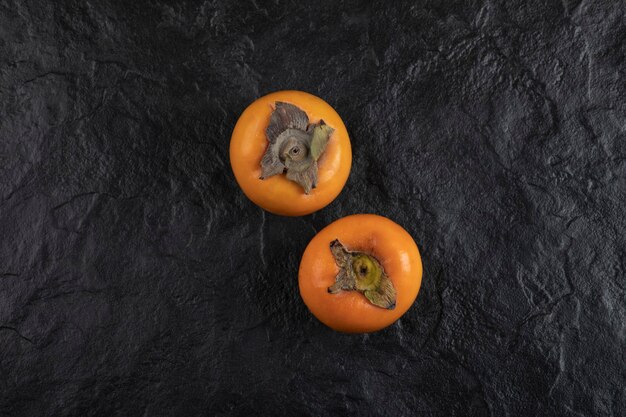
top-left (230, 90), bottom-right (352, 216)
top-left (299, 214), bottom-right (423, 333)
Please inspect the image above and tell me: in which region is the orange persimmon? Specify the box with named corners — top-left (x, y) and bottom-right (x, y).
top-left (230, 90), bottom-right (352, 216)
top-left (299, 214), bottom-right (423, 333)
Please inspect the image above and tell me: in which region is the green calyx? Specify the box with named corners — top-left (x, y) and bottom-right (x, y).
top-left (327, 239), bottom-right (397, 310)
top-left (259, 102), bottom-right (335, 194)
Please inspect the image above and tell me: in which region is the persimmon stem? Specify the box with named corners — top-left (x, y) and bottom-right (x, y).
top-left (259, 102), bottom-right (334, 194)
top-left (328, 239), bottom-right (396, 310)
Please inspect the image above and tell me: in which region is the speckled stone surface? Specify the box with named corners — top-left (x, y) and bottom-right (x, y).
top-left (1, 1), bottom-right (624, 416)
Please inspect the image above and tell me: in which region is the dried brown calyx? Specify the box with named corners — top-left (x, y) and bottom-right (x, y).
top-left (327, 239), bottom-right (396, 309)
top-left (260, 102), bottom-right (335, 194)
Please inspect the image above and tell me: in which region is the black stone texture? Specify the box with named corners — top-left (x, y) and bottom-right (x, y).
top-left (1, 0), bottom-right (625, 416)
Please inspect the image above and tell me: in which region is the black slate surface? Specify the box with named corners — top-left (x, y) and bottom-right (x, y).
top-left (1, 1), bottom-right (625, 416)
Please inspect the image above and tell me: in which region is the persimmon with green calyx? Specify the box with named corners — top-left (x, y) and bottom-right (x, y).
top-left (230, 91), bottom-right (352, 216)
top-left (299, 214), bottom-right (423, 333)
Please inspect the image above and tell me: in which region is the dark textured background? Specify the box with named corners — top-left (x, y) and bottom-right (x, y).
top-left (1, 0), bottom-right (624, 416)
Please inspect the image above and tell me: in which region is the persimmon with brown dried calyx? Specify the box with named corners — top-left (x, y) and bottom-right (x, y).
top-left (299, 214), bottom-right (423, 333)
top-left (230, 91), bottom-right (352, 216)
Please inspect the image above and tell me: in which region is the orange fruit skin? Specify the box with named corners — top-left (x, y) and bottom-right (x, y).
top-left (229, 91), bottom-right (352, 216)
top-left (299, 214), bottom-right (423, 333)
